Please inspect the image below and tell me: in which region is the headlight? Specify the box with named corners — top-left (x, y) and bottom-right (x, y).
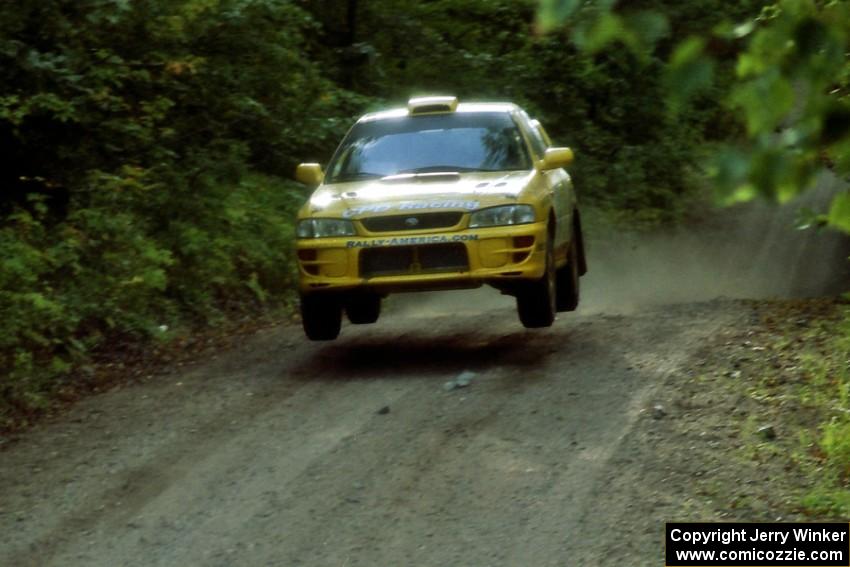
top-left (296, 218), bottom-right (356, 238)
top-left (468, 205), bottom-right (535, 228)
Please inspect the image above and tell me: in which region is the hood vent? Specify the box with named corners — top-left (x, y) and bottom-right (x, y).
top-left (380, 172), bottom-right (461, 184)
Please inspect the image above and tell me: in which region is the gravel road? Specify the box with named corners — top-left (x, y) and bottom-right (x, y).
top-left (0, 291), bottom-right (747, 567)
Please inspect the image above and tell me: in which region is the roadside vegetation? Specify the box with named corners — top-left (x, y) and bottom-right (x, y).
top-left (697, 299), bottom-right (850, 518)
top-left (757, 301), bottom-right (850, 517)
top-left (1, 0), bottom-right (849, 431)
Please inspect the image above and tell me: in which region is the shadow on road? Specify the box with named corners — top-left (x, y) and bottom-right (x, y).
top-left (295, 328), bottom-right (566, 380)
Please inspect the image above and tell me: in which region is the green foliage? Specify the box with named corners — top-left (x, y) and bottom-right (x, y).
top-left (0, 0), bottom-right (364, 424)
top-left (801, 487), bottom-right (850, 518)
top-left (822, 418), bottom-right (850, 477)
top-left (540, 0), bottom-right (850, 232)
top-left (1, 169), bottom-right (307, 423)
top-left (829, 193), bottom-right (850, 232)
top-left (665, 38), bottom-right (715, 111)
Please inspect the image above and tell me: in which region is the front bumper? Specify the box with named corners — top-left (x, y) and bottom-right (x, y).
top-left (296, 221), bottom-right (548, 294)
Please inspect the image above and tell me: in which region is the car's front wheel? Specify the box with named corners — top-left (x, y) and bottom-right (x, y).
top-left (516, 233), bottom-right (557, 328)
top-left (300, 294), bottom-right (342, 341)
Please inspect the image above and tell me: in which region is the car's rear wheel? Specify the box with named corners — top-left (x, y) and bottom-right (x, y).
top-left (300, 294), bottom-right (342, 341)
top-left (516, 232), bottom-right (557, 328)
top-left (345, 295), bottom-right (381, 324)
top-left (556, 226), bottom-right (580, 312)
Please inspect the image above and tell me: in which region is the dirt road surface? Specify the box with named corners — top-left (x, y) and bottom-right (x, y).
top-left (0, 289), bottom-right (749, 567)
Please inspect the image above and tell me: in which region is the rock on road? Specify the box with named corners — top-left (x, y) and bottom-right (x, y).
top-left (0, 292), bottom-right (746, 567)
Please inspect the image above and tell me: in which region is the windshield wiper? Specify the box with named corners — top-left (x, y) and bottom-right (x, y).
top-left (332, 171), bottom-right (384, 182)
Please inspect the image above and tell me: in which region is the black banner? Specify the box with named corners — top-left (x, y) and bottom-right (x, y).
top-left (666, 523), bottom-right (850, 566)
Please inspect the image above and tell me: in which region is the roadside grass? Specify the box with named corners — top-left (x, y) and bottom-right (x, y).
top-left (796, 310), bottom-right (850, 516)
top-left (748, 300), bottom-right (850, 517)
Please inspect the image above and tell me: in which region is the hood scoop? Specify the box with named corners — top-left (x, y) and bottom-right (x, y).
top-left (380, 172), bottom-right (461, 184)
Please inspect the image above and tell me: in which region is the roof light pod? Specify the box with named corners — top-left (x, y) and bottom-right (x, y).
top-left (407, 96), bottom-right (459, 114)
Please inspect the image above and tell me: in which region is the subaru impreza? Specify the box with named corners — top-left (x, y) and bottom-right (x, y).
top-left (294, 96), bottom-right (586, 340)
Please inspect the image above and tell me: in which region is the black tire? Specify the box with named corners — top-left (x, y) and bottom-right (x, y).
top-left (345, 295), bottom-right (381, 324)
top-left (300, 294), bottom-right (342, 341)
top-left (556, 228), bottom-right (580, 312)
top-left (516, 233), bottom-right (557, 328)
top-left (574, 210), bottom-right (588, 276)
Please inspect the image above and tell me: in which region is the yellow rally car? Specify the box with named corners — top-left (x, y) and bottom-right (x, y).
top-left (294, 96), bottom-right (587, 340)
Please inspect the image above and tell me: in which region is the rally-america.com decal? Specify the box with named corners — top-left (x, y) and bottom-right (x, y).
top-left (346, 234), bottom-right (479, 248)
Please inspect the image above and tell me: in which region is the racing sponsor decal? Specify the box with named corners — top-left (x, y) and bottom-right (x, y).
top-left (341, 200), bottom-right (480, 218)
top-left (346, 234), bottom-right (479, 248)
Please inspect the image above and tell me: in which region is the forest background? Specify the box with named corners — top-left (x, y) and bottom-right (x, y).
top-left (1, 0), bottom-right (848, 423)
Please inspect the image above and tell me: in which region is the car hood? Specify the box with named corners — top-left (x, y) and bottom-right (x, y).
top-left (302, 170), bottom-right (535, 219)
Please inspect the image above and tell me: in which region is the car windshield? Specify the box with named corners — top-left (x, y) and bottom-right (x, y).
top-left (325, 112), bottom-right (531, 183)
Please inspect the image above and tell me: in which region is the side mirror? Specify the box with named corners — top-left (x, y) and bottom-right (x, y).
top-left (540, 147), bottom-right (574, 171)
top-left (296, 163), bottom-right (324, 186)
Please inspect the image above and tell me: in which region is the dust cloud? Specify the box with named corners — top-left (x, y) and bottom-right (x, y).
top-left (581, 172), bottom-right (849, 314)
top-left (387, 172), bottom-right (850, 318)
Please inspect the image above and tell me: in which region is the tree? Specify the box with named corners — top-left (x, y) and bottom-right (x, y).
top-left (538, 0), bottom-right (850, 232)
